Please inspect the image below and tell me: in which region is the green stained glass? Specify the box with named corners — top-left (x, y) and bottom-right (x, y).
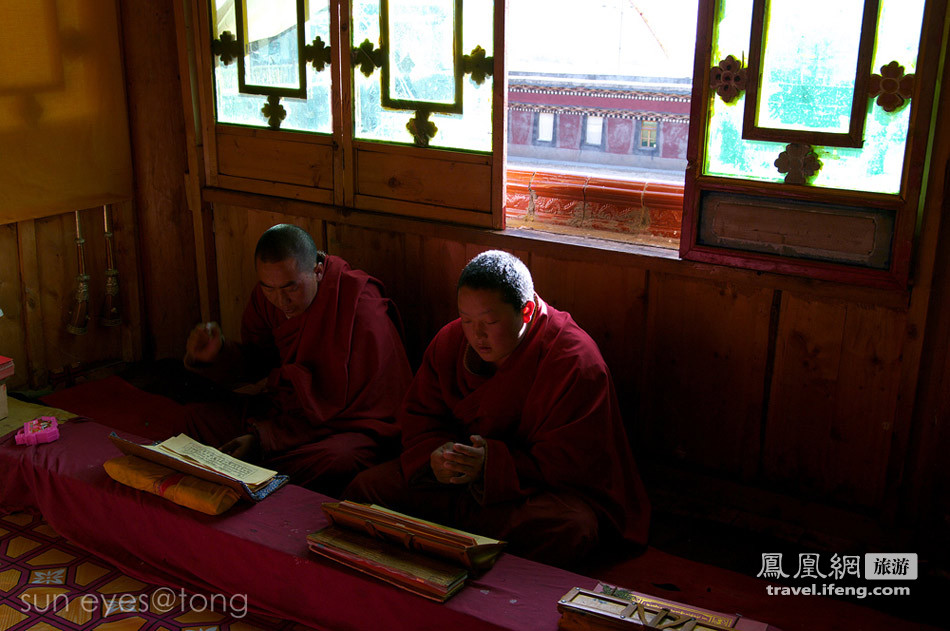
top-left (704, 0), bottom-right (923, 195)
top-left (873, 0), bottom-right (925, 72)
top-left (755, 0), bottom-right (864, 135)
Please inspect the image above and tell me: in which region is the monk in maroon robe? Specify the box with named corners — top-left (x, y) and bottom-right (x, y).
top-left (184, 224), bottom-right (412, 497)
top-left (345, 250), bottom-right (649, 567)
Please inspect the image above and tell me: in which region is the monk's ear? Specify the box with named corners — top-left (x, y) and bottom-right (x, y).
top-left (314, 262), bottom-right (325, 282)
top-left (521, 300), bottom-right (536, 323)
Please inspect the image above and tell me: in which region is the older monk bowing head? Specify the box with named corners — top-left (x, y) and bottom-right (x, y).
top-left (184, 224), bottom-right (412, 497)
top-left (345, 249), bottom-right (650, 567)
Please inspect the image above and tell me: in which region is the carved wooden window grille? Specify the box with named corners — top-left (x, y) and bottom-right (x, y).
top-left (351, 0), bottom-right (494, 150)
top-left (210, 0), bottom-right (333, 132)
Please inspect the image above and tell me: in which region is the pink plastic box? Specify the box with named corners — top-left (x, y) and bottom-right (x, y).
top-left (15, 416), bottom-right (60, 445)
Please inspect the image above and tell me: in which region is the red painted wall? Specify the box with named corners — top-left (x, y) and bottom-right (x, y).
top-left (606, 118), bottom-right (634, 154)
top-left (557, 114), bottom-right (582, 149)
top-left (661, 121), bottom-right (689, 160)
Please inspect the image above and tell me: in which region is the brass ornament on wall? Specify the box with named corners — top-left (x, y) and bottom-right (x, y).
top-left (66, 211), bottom-right (90, 335)
top-left (304, 36), bottom-right (332, 73)
top-left (261, 95), bottom-right (286, 129)
top-left (212, 31), bottom-right (241, 66)
top-left (353, 39), bottom-right (384, 78)
top-left (774, 143), bottom-right (822, 185)
top-left (462, 45), bottom-right (493, 85)
top-left (869, 61), bottom-right (914, 113)
top-left (406, 109), bottom-right (437, 147)
top-left (709, 55), bottom-right (747, 104)
top-left (99, 205), bottom-right (120, 327)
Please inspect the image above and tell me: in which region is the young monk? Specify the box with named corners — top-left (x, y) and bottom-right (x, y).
top-left (184, 224), bottom-right (412, 497)
top-left (345, 250), bottom-right (649, 567)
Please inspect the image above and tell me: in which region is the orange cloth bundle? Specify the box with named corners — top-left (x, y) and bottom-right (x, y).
top-left (103, 454), bottom-right (240, 515)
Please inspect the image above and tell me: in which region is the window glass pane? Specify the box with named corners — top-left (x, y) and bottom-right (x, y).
top-left (507, 0), bottom-right (696, 182)
top-left (353, 0), bottom-right (492, 151)
top-left (704, 0), bottom-right (924, 194)
top-left (640, 121), bottom-right (658, 148)
top-left (756, 0), bottom-right (864, 134)
top-left (244, 0), bottom-right (301, 91)
top-left (873, 0), bottom-right (925, 72)
top-left (585, 116), bottom-right (603, 145)
top-left (537, 112), bottom-right (554, 142)
top-left (211, 0), bottom-right (332, 133)
top-left (387, 0), bottom-right (455, 105)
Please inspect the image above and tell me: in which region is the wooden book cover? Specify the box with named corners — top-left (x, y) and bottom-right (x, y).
top-left (109, 433), bottom-right (288, 502)
top-left (557, 586), bottom-right (742, 631)
top-left (307, 526), bottom-right (467, 602)
top-left (322, 501), bottom-right (506, 570)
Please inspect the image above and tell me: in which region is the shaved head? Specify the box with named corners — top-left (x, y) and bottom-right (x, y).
top-left (457, 250), bottom-right (534, 310)
top-left (254, 224), bottom-right (325, 270)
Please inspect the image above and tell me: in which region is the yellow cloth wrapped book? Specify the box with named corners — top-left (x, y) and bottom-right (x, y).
top-left (103, 454), bottom-right (240, 515)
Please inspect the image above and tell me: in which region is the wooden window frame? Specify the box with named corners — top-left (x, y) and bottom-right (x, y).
top-left (581, 115), bottom-right (605, 150)
top-left (184, 0), bottom-right (948, 289)
top-left (742, 0), bottom-right (879, 148)
top-left (193, 0), bottom-right (505, 230)
top-left (635, 120), bottom-right (659, 153)
top-left (533, 111), bottom-right (557, 146)
top-left (679, 0), bottom-right (947, 289)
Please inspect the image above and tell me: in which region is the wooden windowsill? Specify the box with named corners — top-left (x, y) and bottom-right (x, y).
top-left (506, 168), bottom-right (684, 246)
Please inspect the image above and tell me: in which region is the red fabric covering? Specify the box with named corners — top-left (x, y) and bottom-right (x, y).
top-left (0, 420), bottom-right (780, 631)
top-left (21, 376), bottom-right (938, 631)
top-left (399, 298), bottom-right (650, 546)
top-left (40, 375), bottom-right (188, 441)
top-left (241, 255), bottom-right (413, 453)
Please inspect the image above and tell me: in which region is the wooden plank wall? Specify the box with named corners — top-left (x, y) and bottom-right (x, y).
top-left (207, 203), bottom-right (915, 532)
top-left (0, 202), bottom-right (143, 390)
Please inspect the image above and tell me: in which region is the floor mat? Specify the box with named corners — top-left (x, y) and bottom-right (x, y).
top-left (0, 511), bottom-right (313, 631)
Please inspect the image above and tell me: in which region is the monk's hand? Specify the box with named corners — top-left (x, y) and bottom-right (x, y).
top-left (443, 435), bottom-right (487, 485)
top-left (219, 433), bottom-right (259, 461)
top-left (185, 322), bottom-right (223, 365)
top-left (430, 442), bottom-right (460, 484)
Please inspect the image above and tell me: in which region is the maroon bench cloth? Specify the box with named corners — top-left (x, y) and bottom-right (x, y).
top-left (0, 419), bottom-right (782, 631)
top-left (41, 375), bottom-right (190, 441)
top-left (0, 420), bottom-right (594, 630)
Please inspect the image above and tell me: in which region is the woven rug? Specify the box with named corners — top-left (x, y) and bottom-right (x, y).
top-left (0, 511), bottom-right (313, 631)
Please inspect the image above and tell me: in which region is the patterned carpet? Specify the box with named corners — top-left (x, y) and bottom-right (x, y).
top-left (0, 511), bottom-right (314, 631)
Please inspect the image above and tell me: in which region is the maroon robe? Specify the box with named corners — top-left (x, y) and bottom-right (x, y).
top-left (188, 256), bottom-right (412, 495)
top-left (241, 255), bottom-right (411, 453)
top-left (394, 297), bottom-right (650, 548)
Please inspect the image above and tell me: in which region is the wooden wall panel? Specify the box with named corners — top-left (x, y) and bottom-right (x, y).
top-left (325, 224), bottom-right (421, 362)
top-left (416, 237), bottom-right (471, 352)
top-left (0, 224), bottom-right (28, 388)
top-left (642, 274), bottom-right (773, 478)
top-left (111, 200), bottom-right (144, 363)
top-left (763, 295), bottom-right (904, 508)
top-left (212, 205), bottom-right (325, 342)
top-left (530, 255), bottom-right (648, 428)
top-left (119, 0), bottom-right (198, 359)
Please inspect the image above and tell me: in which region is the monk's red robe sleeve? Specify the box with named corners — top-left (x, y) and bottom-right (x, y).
top-left (251, 291), bottom-right (409, 454)
top-left (399, 332), bottom-right (459, 482)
